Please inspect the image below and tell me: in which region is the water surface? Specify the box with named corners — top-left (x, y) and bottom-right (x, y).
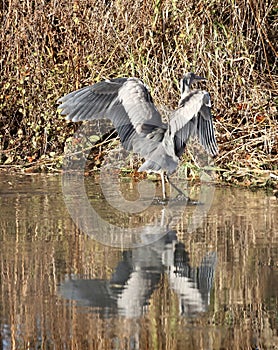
top-left (0, 174), bottom-right (277, 349)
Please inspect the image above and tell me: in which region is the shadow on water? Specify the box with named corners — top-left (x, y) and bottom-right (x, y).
top-left (0, 173), bottom-right (277, 349)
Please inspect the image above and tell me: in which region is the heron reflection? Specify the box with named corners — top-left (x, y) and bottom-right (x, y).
top-left (59, 230), bottom-right (217, 318)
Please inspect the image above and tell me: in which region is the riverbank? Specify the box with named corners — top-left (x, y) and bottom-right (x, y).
top-left (1, 0), bottom-right (277, 189)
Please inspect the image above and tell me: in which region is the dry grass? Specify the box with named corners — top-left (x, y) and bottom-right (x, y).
top-left (0, 0), bottom-right (277, 186)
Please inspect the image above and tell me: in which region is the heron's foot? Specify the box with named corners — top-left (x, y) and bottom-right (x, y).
top-left (151, 195), bottom-right (203, 206)
top-left (187, 198), bottom-right (203, 206)
top-left (152, 197), bottom-right (169, 205)
top-left (174, 194), bottom-right (203, 205)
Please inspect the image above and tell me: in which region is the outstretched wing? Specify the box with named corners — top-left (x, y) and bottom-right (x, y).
top-left (57, 77), bottom-right (165, 151)
top-left (170, 90), bottom-right (218, 157)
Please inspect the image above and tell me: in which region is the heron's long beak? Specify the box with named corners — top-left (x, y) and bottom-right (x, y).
top-left (194, 75), bottom-right (207, 82)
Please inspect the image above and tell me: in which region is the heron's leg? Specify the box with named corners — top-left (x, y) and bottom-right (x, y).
top-left (166, 176), bottom-right (200, 204)
top-left (166, 175), bottom-right (185, 197)
top-left (160, 172), bottom-right (166, 200)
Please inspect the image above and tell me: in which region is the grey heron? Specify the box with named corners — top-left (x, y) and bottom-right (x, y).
top-left (57, 72), bottom-right (218, 200)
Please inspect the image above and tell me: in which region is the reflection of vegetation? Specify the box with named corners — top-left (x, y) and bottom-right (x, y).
top-left (0, 176), bottom-right (277, 348)
top-left (0, 0), bottom-right (277, 187)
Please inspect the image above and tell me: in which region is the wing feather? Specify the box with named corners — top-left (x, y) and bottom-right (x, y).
top-left (118, 78), bottom-right (164, 131)
top-left (57, 77), bottom-right (165, 154)
top-left (170, 90), bottom-right (218, 157)
top-left (197, 117), bottom-right (218, 156)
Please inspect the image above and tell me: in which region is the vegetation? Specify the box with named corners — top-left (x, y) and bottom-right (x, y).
top-left (0, 0), bottom-right (277, 187)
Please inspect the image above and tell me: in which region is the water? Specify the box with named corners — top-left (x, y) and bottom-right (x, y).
top-left (0, 173), bottom-right (277, 349)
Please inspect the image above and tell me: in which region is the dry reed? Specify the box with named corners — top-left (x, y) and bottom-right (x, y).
top-left (0, 0), bottom-right (277, 186)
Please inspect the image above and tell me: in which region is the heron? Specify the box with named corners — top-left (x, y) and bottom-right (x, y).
top-left (57, 72), bottom-right (218, 200)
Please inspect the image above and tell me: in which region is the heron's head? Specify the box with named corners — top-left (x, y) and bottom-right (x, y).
top-left (180, 72), bottom-right (206, 94)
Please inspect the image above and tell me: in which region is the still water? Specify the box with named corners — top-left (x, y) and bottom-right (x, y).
top-left (0, 173), bottom-right (277, 349)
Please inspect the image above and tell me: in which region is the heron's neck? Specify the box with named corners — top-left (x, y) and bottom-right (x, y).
top-left (181, 85), bottom-right (190, 98)
top-left (179, 85), bottom-right (190, 105)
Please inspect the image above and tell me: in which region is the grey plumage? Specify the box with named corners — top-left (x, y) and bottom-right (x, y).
top-left (58, 72), bottom-right (218, 199)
